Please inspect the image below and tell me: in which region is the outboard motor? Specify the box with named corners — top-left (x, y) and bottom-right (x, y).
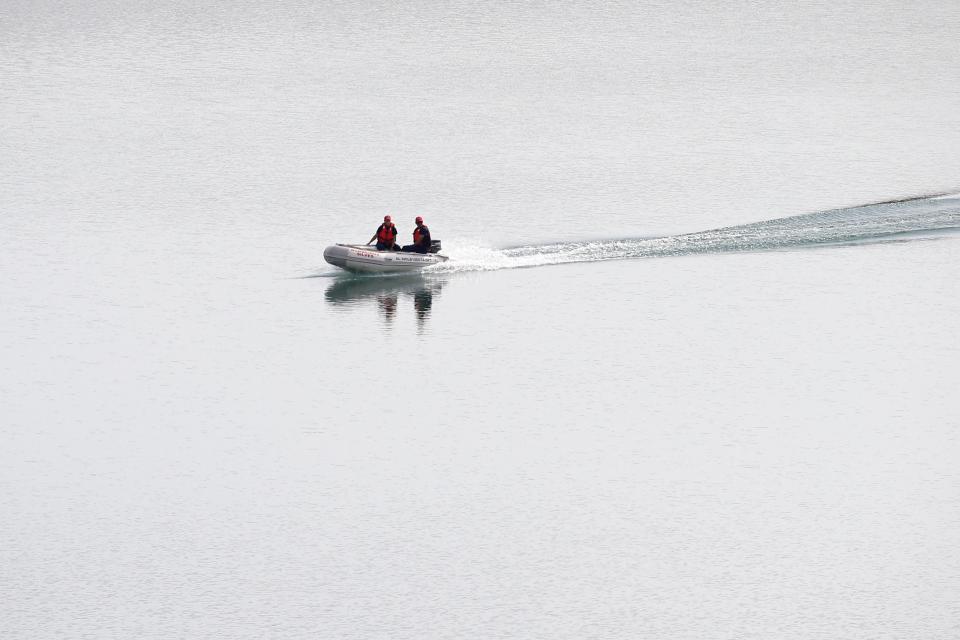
top-left (429, 239), bottom-right (442, 254)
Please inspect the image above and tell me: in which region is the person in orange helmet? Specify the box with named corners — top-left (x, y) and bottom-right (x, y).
top-left (401, 216), bottom-right (431, 253)
top-left (367, 215), bottom-right (400, 251)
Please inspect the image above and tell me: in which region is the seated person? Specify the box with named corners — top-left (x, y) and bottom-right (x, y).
top-left (402, 216), bottom-right (431, 253)
top-left (367, 215), bottom-right (400, 251)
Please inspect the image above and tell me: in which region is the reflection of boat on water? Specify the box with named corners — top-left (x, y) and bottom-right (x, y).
top-left (325, 274), bottom-right (444, 327)
top-left (324, 274), bottom-right (444, 304)
top-left (323, 243), bottom-right (448, 273)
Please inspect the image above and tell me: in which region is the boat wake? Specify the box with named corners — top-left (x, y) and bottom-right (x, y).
top-left (431, 193), bottom-right (960, 273)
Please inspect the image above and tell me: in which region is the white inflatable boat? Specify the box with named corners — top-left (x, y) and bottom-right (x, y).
top-left (323, 243), bottom-right (449, 274)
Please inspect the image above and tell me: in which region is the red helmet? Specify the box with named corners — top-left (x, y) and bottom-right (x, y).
top-left (383, 215), bottom-right (391, 222)
top-left (415, 216), bottom-right (423, 223)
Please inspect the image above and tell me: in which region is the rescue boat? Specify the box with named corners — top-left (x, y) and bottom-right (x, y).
top-left (323, 242), bottom-right (448, 274)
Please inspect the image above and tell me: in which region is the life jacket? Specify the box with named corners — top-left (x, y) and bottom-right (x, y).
top-left (377, 223), bottom-right (397, 244)
top-left (413, 224), bottom-right (427, 245)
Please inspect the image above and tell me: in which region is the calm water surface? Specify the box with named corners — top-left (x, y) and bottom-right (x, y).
top-left (2, 1), bottom-right (959, 638)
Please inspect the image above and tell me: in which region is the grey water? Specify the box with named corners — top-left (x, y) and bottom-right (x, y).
top-left (2, 1), bottom-right (960, 638)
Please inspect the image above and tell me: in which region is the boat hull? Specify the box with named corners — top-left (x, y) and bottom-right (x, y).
top-left (323, 244), bottom-right (448, 273)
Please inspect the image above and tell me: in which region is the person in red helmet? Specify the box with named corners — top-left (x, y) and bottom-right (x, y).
top-left (402, 215), bottom-right (432, 253)
top-left (367, 215), bottom-right (400, 251)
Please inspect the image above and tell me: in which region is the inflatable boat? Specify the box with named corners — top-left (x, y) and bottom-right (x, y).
top-left (323, 242), bottom-right (448, 274)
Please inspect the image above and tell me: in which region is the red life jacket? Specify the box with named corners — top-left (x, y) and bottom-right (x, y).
top-left (413, 225), bottom-right (423, 245)
top-left (377, 223), bottom-right (397, 244)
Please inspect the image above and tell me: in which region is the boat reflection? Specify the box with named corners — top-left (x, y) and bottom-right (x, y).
top-left (324, 274), bottom-right (444, 329)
